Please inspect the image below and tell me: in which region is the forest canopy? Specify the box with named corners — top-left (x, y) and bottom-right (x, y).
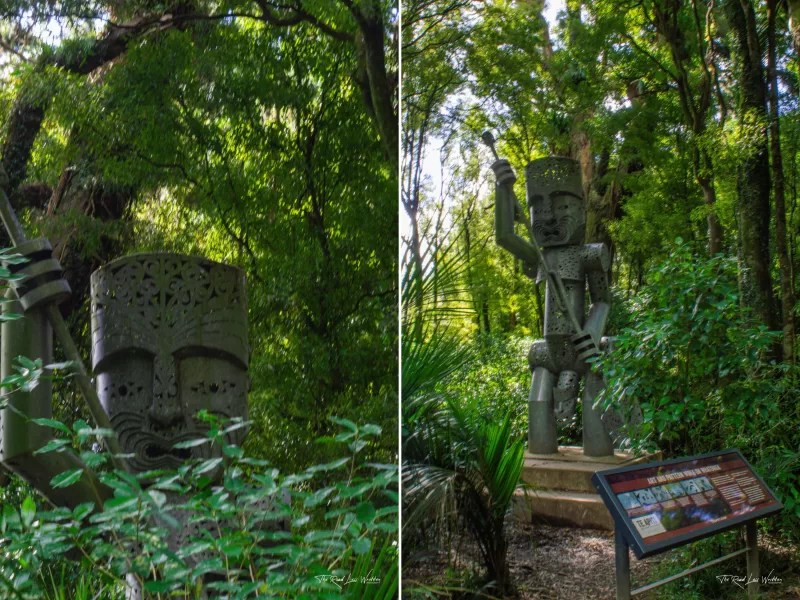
top-left (0, 0), bottom-right (398, 470)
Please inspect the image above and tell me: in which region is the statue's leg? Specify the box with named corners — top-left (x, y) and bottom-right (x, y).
top-left (553, 370), bottom-right (579, 422)
top-left (528, 367), bottom-right (557, 454)
top-left (582, 370), bottom-right (614, 457)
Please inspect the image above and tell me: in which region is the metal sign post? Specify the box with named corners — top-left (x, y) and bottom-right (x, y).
top-left (614, 522), bottom-right (758, 599)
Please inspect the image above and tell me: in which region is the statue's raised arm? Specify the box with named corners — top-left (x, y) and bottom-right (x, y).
top-left (482, 133), bottom-right (540, 268)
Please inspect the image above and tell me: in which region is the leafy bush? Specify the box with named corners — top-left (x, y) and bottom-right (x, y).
top-left (598, 240), bottom-right (800, 538)
top-left (403, 395), bottom-right (525, 596)
top-left (0, 411), bottom-right (398, 599)
top-left (439, 333), bottom-right (583, 446)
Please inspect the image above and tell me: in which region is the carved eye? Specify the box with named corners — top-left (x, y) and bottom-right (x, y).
top-left (209, 382), bottom-right (220, 393)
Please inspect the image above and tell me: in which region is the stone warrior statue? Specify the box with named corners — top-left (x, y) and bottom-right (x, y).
top-left (485, 137), bottom-right (619, 457)
top-left (0, 244), bottom-right (278, 595)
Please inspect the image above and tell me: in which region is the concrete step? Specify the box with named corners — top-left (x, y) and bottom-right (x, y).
top-left (522, 458), bottom-right (608, 493)
top-left (512, 488), bottom-right (614, 531)
top-left (522, 447), bottom-right (662, 494)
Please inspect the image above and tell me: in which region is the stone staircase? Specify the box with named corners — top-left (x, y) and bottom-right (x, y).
top-left (513, 446), bottom-right (661, 530)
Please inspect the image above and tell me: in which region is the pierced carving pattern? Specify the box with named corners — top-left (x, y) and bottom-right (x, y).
top-left (553, 370), bottom-right (579, 421)
top-left (525, 157), bottom-right (582, 191)
top-left (90, 254), bottom-right (250, 474)
top-left (90, 253), bottom-right (249, 370)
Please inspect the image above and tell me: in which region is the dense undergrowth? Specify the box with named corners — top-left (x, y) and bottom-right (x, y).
top-left (403, 242), bottom-right (800, 598)
top-left (0, 410), bottom-right (398, 599)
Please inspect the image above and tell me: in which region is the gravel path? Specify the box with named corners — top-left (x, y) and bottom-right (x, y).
top-left (403, 522), bottom-right (800, 599)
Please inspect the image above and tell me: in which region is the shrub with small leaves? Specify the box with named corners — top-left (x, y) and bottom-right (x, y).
top-left (0, 413), bottom-right (398, 599)
top-left (596, 240), bottom-right (800, 538)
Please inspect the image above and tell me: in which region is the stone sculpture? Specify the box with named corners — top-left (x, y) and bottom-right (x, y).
top-left (0, 245), bottom-right (275, 597)
top-left (90, 253), bottom-right (250, 475)
top-left (1, 249), bottom-right (250, 493)
top-left (486, 141), bottom-right (620, 457)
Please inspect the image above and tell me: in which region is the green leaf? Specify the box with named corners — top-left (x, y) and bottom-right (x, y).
top-left (143, 581), bottom-right (175, 593)
top-left (16, 356), bottom-right (38, 370)
top-left (73, 502), bottom-right (95, 521)
top-left (305, 457), bottom-right (350, 473)
top-left (349, 439), bottom-right (367, 453)
top-left (222, 444), bottom-right (243, 458)
top-left (194, 457), bottom-right (223, 476)
top-left (51, 468), bottom-right (84, 488)
top-left (20, 496), bottom-right (35, 528)
top-left (33, 438), bottom-right (71, 454)
top-left (173, 438), bottom-right (210, 449)
top-left (351, 537), bottom-right (372, 555)
top-left (355, 502), bottom-right (376, 524)
top-left (44, 361), bottom-right (76, 371)
top-left (1, 504), bottom-right (18, 533)
top-left (329, 417), bottom-right (357, 432)
top-left (304, 486), bottom-right (336, 507)
top-left (360, 424), bottom-right (382, 436)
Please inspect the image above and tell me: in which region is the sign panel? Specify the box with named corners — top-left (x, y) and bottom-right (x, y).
top-left (592, 449), bottom-right (782, 559)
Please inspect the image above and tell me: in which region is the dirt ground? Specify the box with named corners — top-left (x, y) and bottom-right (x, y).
top-left (403, 522), bottom-right (800, 599)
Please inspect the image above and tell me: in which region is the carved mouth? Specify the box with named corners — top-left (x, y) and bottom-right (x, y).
top-left (537, 227), bottom-right (566, 243)
top-left (143, 444), bottom-right (192, 460)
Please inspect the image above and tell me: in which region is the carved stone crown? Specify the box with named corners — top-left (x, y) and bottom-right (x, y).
top-left (90, 253), bottom-right (249, 371)
top-left (525, 157), bottom-right (583, 200)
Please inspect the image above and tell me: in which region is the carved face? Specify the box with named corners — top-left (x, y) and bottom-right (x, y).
top-left (526, 157), bottom-right (586, 247)
top-left (90, 254), bottom-right (249, 474)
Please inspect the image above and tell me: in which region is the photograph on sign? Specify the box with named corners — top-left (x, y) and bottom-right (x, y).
top-left (599, 450), bottom-right (780, 553)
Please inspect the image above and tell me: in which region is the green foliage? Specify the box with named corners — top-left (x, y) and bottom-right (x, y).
top-left (5, 0), bottom-right (398, 476)
top-left (403, 395), bottom-right (525, 596)
top-left (402, 228), bottom-right (526, 594)
top-left (0, 415), bottom-right (397, 599)
top-left (598, 241), bottom-right (800, 538)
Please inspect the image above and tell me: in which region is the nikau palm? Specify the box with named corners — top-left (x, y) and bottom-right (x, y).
top-left (402, 231), bottom-right (526, 595)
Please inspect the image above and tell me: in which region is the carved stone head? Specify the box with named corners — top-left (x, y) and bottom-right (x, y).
top-left (90, 253), bottom-right (249, 474)
top-left (525, 157), bottom-right (585, 247)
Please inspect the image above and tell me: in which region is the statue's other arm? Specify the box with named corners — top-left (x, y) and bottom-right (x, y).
top-left (491, 159), bottom-right (540, 267)
top-left (583, 243), bottom-right (612, 342)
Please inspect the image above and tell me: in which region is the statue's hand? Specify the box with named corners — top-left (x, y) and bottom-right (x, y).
top-left (491, 159), bottom-right (517, 186)
top-left (571, 329), bottom-right (601, 363)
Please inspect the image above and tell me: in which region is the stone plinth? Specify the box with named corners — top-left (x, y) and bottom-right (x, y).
top-left (512, 446), bottom-right (661, 530)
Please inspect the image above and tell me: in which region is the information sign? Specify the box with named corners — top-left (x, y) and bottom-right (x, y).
top-left (592, 449), bottom-right (782, 559)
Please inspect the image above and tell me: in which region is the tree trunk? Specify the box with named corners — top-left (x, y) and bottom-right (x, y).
top-left (651, 0), bottom-right (722, 256)
top-left (696, 150), bottom-right (723, 256)
top-left (725, 0), bottom-right (778, 332)
top-left (768, 0), bottom-right (795, 361)
top-left (788, 0), bottom-right (800, 57)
